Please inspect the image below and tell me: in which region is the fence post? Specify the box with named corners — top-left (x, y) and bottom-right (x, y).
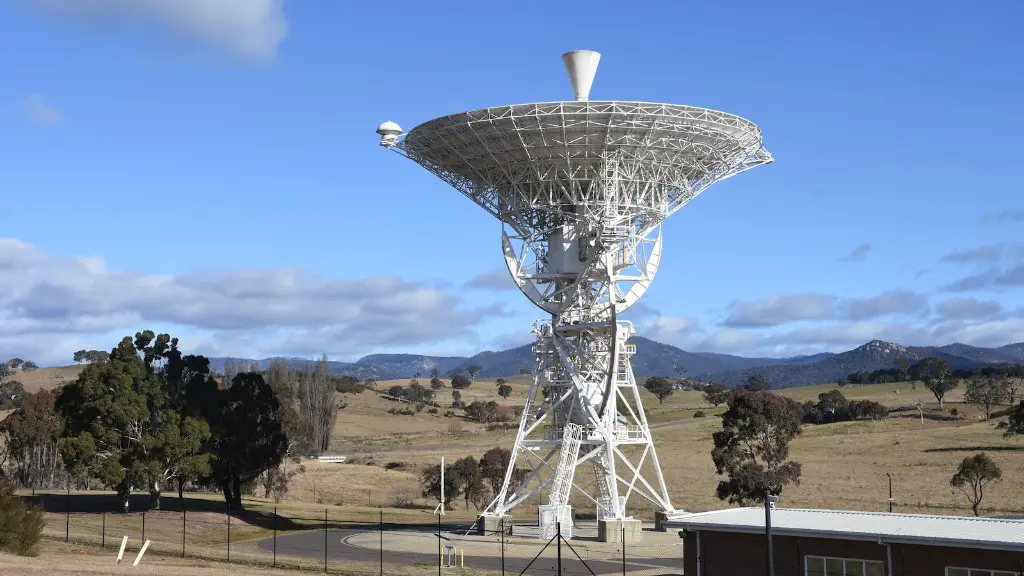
top-left (65, 487), bottom-right (70, 542)
top-left (142, 510), bottom-right (146, 543)
top-left (101, 511), bottom-right (106, 549)
top-left (324, 508), bottom-right (328, 573)
top-left (379, 510), bottom-right (383, 576)
top-left (227, 504), bottom-right (231, 562)
top-left (182, 507), bottom-right (187, 557)
top-left (437, 514), bottom-right (441, 576)
top-left (273, 506), bottom-right (278, 568)
top-left (621, 525), bottom-right (626, 576)
top-left (556, 521), bottom-right (562, 576)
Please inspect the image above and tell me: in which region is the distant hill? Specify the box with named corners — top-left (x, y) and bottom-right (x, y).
top-left (198, 337), bottom-right (1023, 389)
top-left (710, 340), bottom-right (994, 388)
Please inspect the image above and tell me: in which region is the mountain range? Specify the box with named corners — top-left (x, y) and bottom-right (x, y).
top-left (208, 338), bottom-right (1024, 389)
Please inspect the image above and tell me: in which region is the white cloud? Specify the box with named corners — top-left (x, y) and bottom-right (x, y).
top-left (20, 94), bottom-right (62, 125)
top-left (941, 244), bottom-right (1008, 264)
top-left (842, 290), bottom-right (929, 321)
top-left (465, 268), bottom-right (516, 292)
top-left (837, 243), bottom-right (872, 263)
top-left (695, 317), bottom-right (1024, 358)
top-left (21, 0), bottom-right (288, 62)
top-left (640, 314), bottom-right (703, 345)
top-left (981, 209), bottom-right (1024, 224)
top-left (0, 238), bottom-right (502, 365)
top-left (723, 293), bottom-right (837, 328)
top-left (935, 298), bottom-right (1002, 321)
top-left (723, 291), bottom-right (929, 328)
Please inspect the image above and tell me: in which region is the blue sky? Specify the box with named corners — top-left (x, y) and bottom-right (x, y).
top-left (1, 0), bottom-right (1022, 366)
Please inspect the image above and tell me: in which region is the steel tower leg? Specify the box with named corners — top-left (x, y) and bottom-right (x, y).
top-left (482, 319), bottom-right (674, 536)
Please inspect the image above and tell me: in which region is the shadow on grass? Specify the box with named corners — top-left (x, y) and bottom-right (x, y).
top-left (22, 492), bottom-right (461, 535)
top-left (924, 446), bottom-right (1024, 453)
top-left (20, 493), bottom-right (378, 532)
top-left (892, 412), bottom-right (961, 422)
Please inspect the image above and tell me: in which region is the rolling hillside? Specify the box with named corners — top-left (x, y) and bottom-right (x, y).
top-left (199, 338), bottom-right (1024, 389)
top-left (14, 337), bottom-right (1021, 392)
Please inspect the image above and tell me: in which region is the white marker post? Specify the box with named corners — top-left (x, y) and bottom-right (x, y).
top-left (433, 455), bottom-right (446, 516)
top-left (133, 540), bottom-right (151, 567)
top-left (116, 536), bottom-right (128, 563)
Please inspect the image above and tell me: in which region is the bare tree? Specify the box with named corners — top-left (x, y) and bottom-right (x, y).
top-left (913, 399), bottom-right (925, 424)
top-left (1000, 363), bottom-right (1024, 405)
top-left (297, 355), bottom-right (339, 454)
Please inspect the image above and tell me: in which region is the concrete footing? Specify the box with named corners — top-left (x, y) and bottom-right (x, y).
top-left (476, 514), bottom-right (505, 535)
top-left (597, 518), bottom-right (643, 543)
top-left (654, 510), bottom-right (669, 532)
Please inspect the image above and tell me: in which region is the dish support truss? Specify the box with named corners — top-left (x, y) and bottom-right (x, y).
top-left (485, 317), bottom-right (673, 525)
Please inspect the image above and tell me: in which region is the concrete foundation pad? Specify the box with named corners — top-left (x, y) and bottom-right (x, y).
top-left (597, 519), bottom-right (643, 543)
top-left (476, 514), bottom-right (506, 535)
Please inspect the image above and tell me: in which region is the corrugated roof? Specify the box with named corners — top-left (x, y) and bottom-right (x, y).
top-left (665, 508), bottom-right (1024, 552)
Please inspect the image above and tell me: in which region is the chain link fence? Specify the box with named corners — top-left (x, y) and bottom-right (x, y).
top-left (24, 492), bottom-right (683, 575)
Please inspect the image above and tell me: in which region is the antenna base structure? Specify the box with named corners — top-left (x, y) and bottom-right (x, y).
top-left (378, 51), bottom-right (772, 538)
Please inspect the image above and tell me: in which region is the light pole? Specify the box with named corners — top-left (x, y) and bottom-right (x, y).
top-left (765, 492), bottom-right (779, 576)
top-left (885, 473), bottom-right (893, 513)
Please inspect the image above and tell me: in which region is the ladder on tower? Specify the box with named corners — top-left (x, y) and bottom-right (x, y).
top-left (548, 423), bottom-right (583, 507)
top-left (602, 157), bottom-right (619, 218)
top-left (539, 423), bottom-right (582, 540)
top-left (593, 456), bottom-right (617, 520)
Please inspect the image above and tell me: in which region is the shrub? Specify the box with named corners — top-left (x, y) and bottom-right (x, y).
top-left (0, 484), bottom-right (44, 556)
top-left (391, 488), bottom-right (415, 508)
top-left (693, 410), bottom-right (706, 418)
top-left (427, 407), bottom-right (438, 415)
top-left (334, 375), bottom-right (365, 394)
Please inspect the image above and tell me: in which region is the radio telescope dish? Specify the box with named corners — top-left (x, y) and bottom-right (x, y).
top-left (378, 50), bottom-right (772, 539)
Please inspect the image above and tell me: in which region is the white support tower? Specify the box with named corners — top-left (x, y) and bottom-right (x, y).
top-left (377, 50), bottom-right (772, 536)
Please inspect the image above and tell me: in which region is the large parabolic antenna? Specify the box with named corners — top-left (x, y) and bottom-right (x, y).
top-left (377, 51), bottom-right (772, 538)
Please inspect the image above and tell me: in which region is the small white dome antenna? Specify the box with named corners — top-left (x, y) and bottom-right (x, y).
top-left (562, 50), bottom-right (601, 102)
top-left (376, 121), bottom-right (403, 147)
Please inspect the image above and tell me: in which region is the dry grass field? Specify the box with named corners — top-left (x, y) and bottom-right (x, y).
top-left (10, 364), bottom-right (83, 393)
top-left (9, 366), bottom-right (1024, 519)
top-left (0, 540), bottom-right (319, 575)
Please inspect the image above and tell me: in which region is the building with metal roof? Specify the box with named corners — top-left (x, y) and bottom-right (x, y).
top-left (666, 507), bottom-right (1024, 576)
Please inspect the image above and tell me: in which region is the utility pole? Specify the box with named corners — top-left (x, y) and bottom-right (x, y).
top-left (886, 473), bottom-right (894, 513)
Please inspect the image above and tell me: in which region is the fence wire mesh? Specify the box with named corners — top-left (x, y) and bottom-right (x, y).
top-left (27, 492), bottom-right (684, 576)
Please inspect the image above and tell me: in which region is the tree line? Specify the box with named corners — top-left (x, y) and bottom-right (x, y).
top-left (708, 384), bottom-right (1023, 516)
top-left (845, 358), bottom-right (1023, 414)
top-left (0, 331), bottom-right (347, 512)
top-left (419, 447), bottom-right (528, 510)
top-left (0, 359), bottom-right (40, 409)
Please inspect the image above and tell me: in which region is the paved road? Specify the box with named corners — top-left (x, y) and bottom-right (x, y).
top-left (254, 525), bottom-right (682, 575)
